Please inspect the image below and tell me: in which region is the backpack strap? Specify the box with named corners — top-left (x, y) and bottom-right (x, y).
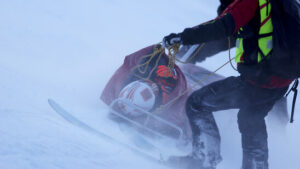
top-left (285, 79), bottom-right (299, 123)
top-left (257, 32), bottom-right (273, 38)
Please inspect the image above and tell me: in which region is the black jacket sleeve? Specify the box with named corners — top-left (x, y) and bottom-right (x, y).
top-left (180, 13), bottom-right (235, 45)
top-left (177, 36), bottom-right (236, 63)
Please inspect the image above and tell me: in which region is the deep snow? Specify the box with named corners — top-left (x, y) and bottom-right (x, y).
top-left (0, 0), bottom-right (299, 169)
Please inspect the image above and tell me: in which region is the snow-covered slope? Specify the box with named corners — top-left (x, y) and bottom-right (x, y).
top-left (0, 0), bottom-right (299, 169)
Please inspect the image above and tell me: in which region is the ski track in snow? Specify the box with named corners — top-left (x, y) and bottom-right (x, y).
top-left (0, 0), bottom-right (299, 169)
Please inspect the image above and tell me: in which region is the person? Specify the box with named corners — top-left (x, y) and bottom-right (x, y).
top-left (176, 0), bottom-right (290, 128)
top-left (162, 0), bottom-right (294, 169)
top-left (100, 43), bottom-right (289, 151)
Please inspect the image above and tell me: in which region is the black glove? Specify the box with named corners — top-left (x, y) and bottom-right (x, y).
top-left (162, 33), bottom-right (182, 48)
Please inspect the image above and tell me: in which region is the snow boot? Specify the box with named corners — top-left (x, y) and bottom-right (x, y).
top-left (192, 131), bottom-right (222, 169)
top-left (166, 155), bottom-right (204, 169)
top-left (188, 114), bottom-right (223, 168)
top-left (241, 152), bottom-right (268, 169)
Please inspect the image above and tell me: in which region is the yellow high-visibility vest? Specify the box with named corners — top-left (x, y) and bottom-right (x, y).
top-left (235, 0), bottom-right (273, 63)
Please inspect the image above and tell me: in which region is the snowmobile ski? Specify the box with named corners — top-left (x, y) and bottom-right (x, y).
top-left (47, 98), bottom-right (167, 164)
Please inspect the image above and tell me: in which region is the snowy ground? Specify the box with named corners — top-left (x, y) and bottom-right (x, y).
top-left (0, 0), bottom-right (299, 169)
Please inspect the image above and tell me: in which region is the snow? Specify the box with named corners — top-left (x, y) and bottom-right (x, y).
top-left (0, 0), bottom-right (299, 169)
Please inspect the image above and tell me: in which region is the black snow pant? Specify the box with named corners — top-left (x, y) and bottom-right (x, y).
top-left (186, 76), bottom-right (288, 169)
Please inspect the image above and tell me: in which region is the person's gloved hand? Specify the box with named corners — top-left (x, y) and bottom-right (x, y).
top-left (162, 33), bottom-right (182, 48)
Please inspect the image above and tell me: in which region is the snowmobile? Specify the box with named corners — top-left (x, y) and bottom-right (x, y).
top-left (100, 44), bottom-right (289, 158)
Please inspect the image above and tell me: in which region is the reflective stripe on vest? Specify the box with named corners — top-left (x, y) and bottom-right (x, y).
top-left (235, 0), bottom-right (273, 63)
